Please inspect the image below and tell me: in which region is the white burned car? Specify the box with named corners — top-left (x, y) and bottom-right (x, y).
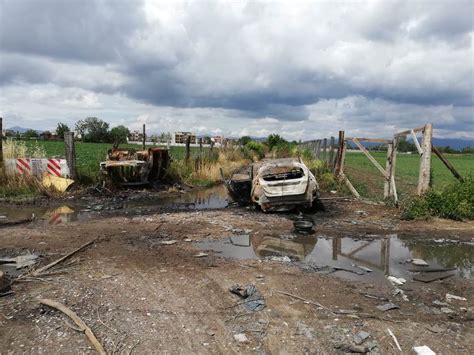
top-left (228, 158), bottom-right (319, 212)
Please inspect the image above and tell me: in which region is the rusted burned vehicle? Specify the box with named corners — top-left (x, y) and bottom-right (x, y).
top-left (227, 158), bottom-right (319, 212)
top-left (100, 147), bottom-right (170, 186)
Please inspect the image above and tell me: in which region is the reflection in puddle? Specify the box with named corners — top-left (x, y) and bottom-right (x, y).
top-left (196, 234), bottom-right (473, 283)
top-left (0, 185), bottom-right (229, 226)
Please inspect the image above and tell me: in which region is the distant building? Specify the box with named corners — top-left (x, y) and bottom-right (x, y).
top-left (212, 136), bottom-right (224, 145)
top-left (128, 130), bottom-right (144, 141)
top-left (39, 131), bottom-right (56, 140)
top-left (174, 132), bottom-right (196, 144)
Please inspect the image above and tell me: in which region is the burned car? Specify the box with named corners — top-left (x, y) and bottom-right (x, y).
top-left (227, 158), bottom-right (319, 212)
top-left (100, 147), bottom-right (170, 186)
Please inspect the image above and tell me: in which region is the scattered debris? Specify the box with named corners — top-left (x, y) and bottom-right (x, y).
top-left (426, 325), bottom-right (444, 333)
top-left (387, 276), bottom-right (406, 286)
top-left (42, 174), bottom-right (74, 193)
top-left (408, 267), bottom-right (456, 273)
top-left (411, 258), bottom-right (429, 266)
top-left (353, 331), bottom-right (370, 345)
top-left (387, 328), bottom-right (402, 352)
top-left (296, 322), bottom-right (315, 339)
top-left (276, 290), bottom-right (334, 314)
top-left (160, 240), bottom-right (177, 245)
top-left (38, 298), bottom-right (106, 355)
top-left (32, 239), bottom-right (97, 276)
top-left (195, 252), bottom-right (209, 258)
top-left (363, 293), bottom-right (389, 301)
top-left (376, 303), bottom-right (399, 312)
top-left (413, 345), bottom-right (436, 355)
top-left (331, 266), bottom-right (365, 275)
top-left (184, 238), bottom-right (192, 242)
top-left (0, 271), bottom-right (12, 292)
top-left (229, 284), bottom-right (266, 312)
top-left (440, 307), bottom-right (455, 314)
top-left (293, 220), bottom-right (314, 233)
top-left (413, 271), bottom-right (455, 283)
top-left (267, 256), bottom-right (291, 263)
top-left (0, 254), bottom-right (38, 269)
top-left (446, 293), bottom-right (466, 302)
top-left (336, 342), bottom-right (374, 353)
top-left (393, 288), bottom-right (409, 302)
top-left (355, 265), bottom-right (373, 273)
top-left (432, 300), bottom-right (448, 307)
top-left (233, 333), bottom-right (249, 343)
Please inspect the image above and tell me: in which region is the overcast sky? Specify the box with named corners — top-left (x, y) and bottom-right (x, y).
top-left (0, 0), bottom-right (473, 140)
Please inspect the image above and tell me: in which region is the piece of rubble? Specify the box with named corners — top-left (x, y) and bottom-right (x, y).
top-left (229, 284), bottom-right (265, 312)
top-left (0, 271), bottom-right (11, 292)
top-left (440, 307), bottom-right (455, 314)
top-left (195, 252), bottom-right (208, 258)
top-left (353, 331), bottom-right (370, 345)
top-left (387, 276), bottom-right (406, 286)
top-left (412, 259), bottom-right (429, 266)
top-left (267, 256), bottom-right (291, 263)
top-left (0, 254), bottom-right (38, 269)
top-left (376, 303), bottom-right (399, 312)
top-left (233, 333), bottom-right (248, 343)
top-left (160, 240), bottom-right (177, 245)
top-left (432, 300), bottom-right (449, 307)
top-left (446, 293), bottom-right (467, 302)
top-left (413, 345), bottom-right (436, 355)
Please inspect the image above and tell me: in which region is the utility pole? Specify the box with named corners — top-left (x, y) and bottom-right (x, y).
top-left (142, 124), bottom-right (146, 150)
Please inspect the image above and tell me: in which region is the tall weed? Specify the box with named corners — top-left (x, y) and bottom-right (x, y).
top-left (401, 177), bottom-right (474, 220)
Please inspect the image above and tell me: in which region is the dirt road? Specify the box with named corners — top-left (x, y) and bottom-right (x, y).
top-left (1, 197), bottom-right (473, 354)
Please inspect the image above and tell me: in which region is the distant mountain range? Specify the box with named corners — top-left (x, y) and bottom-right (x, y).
top-left (6, 126), bottom-right (43, 134)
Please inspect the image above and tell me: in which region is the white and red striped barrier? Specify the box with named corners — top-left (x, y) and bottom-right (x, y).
top-left (5, 158), bottom-right (71, 178)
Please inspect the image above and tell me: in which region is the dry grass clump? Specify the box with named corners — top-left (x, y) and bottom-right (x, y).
top-left (168, 147), bottom-right (250, 186)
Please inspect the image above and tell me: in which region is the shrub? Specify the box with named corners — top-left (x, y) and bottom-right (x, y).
top-left (401, 177), bottom-right (474, 220)
top-left (244, 141), bottom-right (265, 160)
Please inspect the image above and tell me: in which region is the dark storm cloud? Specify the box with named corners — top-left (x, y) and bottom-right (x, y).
top-left (0, 0), bottom-right (145, 63)
top-left (0, 0), bottom-right (472, 137)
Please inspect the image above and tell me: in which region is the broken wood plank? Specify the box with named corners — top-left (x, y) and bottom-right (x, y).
top-left (411, 129), bottom-right (423, 155)
top-left (413, 271), bottom-right (455, 283)
top-left (37, 298), bottom-right (106, 355)
top-left (340, 173), bottom-right (360, 198)
top-left (352, 138), bottom-right (389, 179)
top-left (32, 239), bottom-right (97, 276)
top-left (345, 137), bottom-right (391, 144)
top-left (432, 146), bottom-right (464, 182)
top-left (394, 126), bottom-right (426, 137)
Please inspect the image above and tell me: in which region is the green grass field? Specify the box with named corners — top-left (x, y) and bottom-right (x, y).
top-left (17, 140), bottom-right (474, 196)
top-left (22, 140), bottom-right (202, 181)
top-left (344, 151), bottom-right (474, 199)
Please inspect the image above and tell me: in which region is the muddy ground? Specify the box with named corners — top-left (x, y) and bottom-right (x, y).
top-left (0, 189), bottom-right (473, 354)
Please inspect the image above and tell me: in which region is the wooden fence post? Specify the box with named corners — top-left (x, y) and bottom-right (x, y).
top-left (334, 131), bottom-right (345, 175)
top-left (142, 124), bottom-right (146, 150)
top-left (64, 132), bottom-right (77, 179)
top-left (384, 142), bottom-right (393, 199)
top-left (0, 117), bottom-right (3, 174)
top-left (322, 138), bottom-right (327, 162)
top-left (417, 123), bottom-right (432, 195)
top-left (185, 135), bottom-right (191, 162)
top-left (315, 140), bottom-right (321, 159)
top-left (329, 136), bottom-right (335, 167)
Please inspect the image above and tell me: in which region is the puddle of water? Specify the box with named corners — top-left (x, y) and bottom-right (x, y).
top-left (195, 233), bottom-right (473, 283)
top-left (0, 185), bottom-right (229, 226)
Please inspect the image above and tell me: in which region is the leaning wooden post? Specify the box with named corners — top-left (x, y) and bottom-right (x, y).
top-left (185, 135), bottom-right (191, 162)
top-left (432, 146), bottom-right (464, 182)
top-left (64, 132), bottom-right (77, 179)
top-left (417, 123), bottom-right (432, 195)
top-left (142, 124), bottom-right (146, 150)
